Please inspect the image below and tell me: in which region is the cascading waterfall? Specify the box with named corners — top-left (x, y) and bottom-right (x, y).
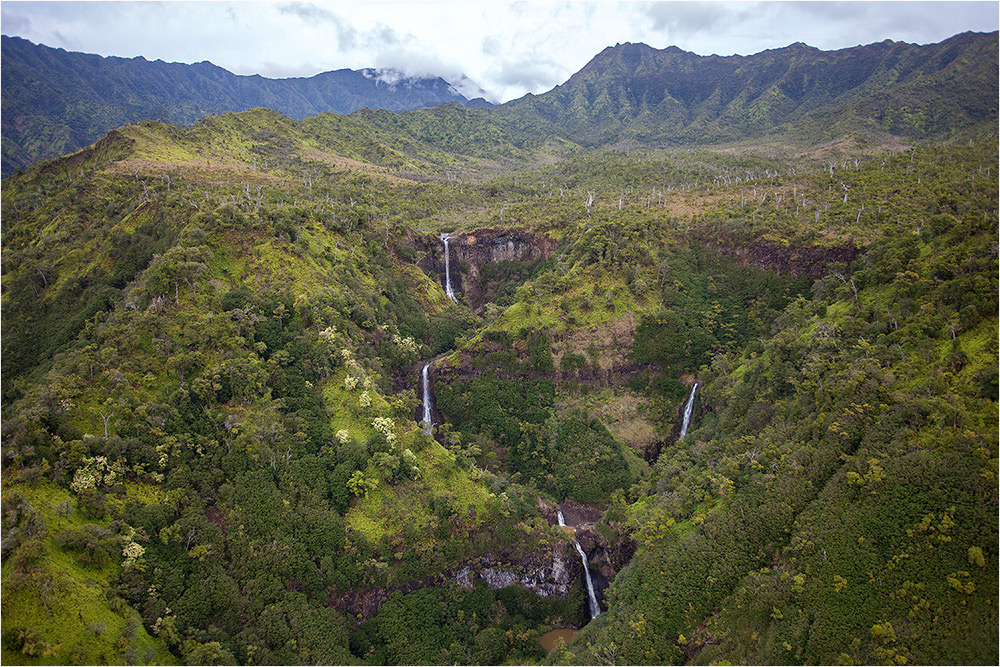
top-left (557, 510), bottom-right (601, 620)
top-left (441, 233), bottom-right (457, 302)
top-left (679, 381), bottom-right (698, 438)
top-left (421, 362), bottom-right (433, 435)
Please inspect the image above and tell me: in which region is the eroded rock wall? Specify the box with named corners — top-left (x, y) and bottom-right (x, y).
top-left (695, 234), bottom-right (860, 278)
top-left (453, 544), bottom-right (574, 597)
top-left (415, 228), bottom-right (558, 310)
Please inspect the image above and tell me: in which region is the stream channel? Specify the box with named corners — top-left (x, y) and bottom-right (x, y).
top-left (416, 234), bottom-right (687, 652)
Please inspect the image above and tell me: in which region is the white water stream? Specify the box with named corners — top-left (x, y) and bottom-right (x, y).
top-left (679, 381), bottom-right (698, 438)
top-left (557, 509), bottom-right (601, 620)
top-left (421, 362), bottom-right (433, 435)
top-left (441, 234), bottom-right (457, 302)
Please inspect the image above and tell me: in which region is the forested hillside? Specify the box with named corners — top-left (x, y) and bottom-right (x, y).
top-left (0, 35), bottom-right (491, 176)
top-left (3, 32), bottom-right (997, 177)
top-left (501, 31), bottom-right (998, 147)
top-left (2, 32), bottom-right (997, 667)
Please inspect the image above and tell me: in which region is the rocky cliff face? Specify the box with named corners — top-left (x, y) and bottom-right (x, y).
top-left (539, 499), bottom-right (636, 608)
top-left (695, 234), bottom-right (861, 279)
top-left (415, 228), bottom-right (559, 310)
top-left (328, 542), bottom-right (581, 621)
top-left (442, 500), bottom-right (634, 612)
top-left (452, 544), bottom-right (575, 598)
top-left (431, 316), bottom-right (658, 399)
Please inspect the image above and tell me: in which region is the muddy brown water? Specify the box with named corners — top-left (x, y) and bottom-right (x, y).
top-left (538, 628), bottom-right (578, 652)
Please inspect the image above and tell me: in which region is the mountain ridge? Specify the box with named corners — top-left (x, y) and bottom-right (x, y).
top-left (0, 35), bottom-right (493, 175)
top-left (502, 30), bottom-right (998, 147)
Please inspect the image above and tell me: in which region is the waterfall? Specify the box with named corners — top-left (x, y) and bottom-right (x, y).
top-left (679, 381), bottom-right (698, 438)
top-left (441, 234), bottom-right (457, 302)
top-left (557, 510), bottom-right (601, 620)
top-left (421, 362), bottom-right (433, 435)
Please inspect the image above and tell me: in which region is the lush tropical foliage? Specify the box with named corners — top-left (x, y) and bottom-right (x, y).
top-left (2, 32), bottom-right (997, 667)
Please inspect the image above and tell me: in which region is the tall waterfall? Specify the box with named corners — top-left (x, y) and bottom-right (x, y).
top-left (679, 381), bottom-right (698, 438)
top-left (421, 363), bottom-right (433, 435)
top-left (441, 234), bottom-right (457, 302)
top-left (557, 510), bottom-right (601, 620)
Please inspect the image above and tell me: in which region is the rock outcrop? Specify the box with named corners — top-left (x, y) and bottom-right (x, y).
top-left (452, 544), bottom-right (575, 598)
top-left (415, 228), bottom-right (558, 310)
top-left (695, 234), bottom-right (861, 279)
top-left (329, 542), bottom-right (580, 621)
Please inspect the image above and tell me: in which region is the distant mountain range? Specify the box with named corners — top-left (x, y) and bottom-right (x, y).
top-left (2, 31), bottom-right (997, 176)
top-left (0, 35), bottom-right (493, 175)
top-left (501, 30), bottom-right (998, 148)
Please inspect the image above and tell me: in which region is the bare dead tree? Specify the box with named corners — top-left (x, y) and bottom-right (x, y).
top-left (100, 410), bottom-right (114, 438)
top-left (833, 271), bottom-right (860, 311)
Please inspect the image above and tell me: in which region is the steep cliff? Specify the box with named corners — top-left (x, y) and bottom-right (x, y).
top-left (416, 228), bottom-right (559, 310)
top-left (694, 234), bottom-right (861, 278)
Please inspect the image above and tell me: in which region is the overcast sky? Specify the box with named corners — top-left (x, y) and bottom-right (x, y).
top-left (2, 1), bottom-right (997, 102)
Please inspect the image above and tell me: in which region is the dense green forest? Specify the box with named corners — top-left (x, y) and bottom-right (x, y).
top-left (2, 36), bottom-right (998, 666)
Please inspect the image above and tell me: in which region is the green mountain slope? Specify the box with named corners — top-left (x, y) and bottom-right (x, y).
top-left (1, 113), bottom-right (570, 664)
top-left (550, 144), bottom-right (998, 666)
top-left (0, 35), bottom-right (491, 176)
top-left (4, 31), bottom-right (997, 178)
top-left (503, 31), bottom-right (998, 147)
top-left (1, 74), bottom-right (997, 666)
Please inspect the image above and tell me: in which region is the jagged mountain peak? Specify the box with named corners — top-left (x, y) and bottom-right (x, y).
top-left (508, 31), bottom-right (998, 148)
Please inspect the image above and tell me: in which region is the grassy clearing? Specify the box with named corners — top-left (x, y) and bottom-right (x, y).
top-left (346, 432), bottom-right (493, 547)
top-left (557, 388), bottom-right (659, 455)
top-left (1, 482), bottom-right (176, 665)
top-left (321, 371), bottom-right (381, 441)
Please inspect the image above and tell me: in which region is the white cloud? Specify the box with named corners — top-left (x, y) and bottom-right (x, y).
top-left (494, 52), bottom-right (567, 92)
top-left (0, 6), bottom-right (33, 34)
top-left (644, 0), bottom-right (739, 35)
top-left (277, 1), bottom-right (358, 48)
top-left (277, 1), bottom-right (338, 23)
